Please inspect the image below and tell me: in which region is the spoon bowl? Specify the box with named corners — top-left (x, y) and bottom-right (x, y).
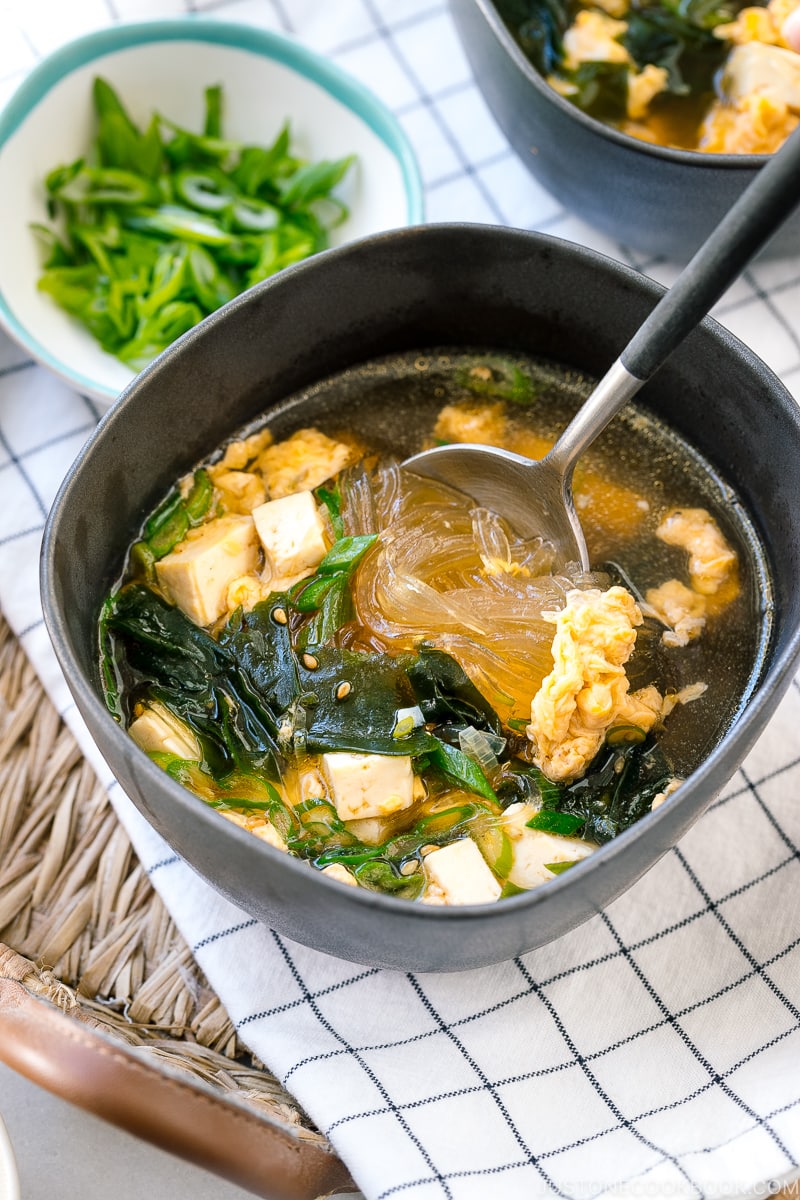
top-left (403, 441), bottom-right (588, 565)
top-left (406, 127), bottom-right (800, 563)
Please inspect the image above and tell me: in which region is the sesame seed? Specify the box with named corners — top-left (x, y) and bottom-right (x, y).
top-left (335, 681), bottom-right (352, 701)
top-left (302, 653), bottom-right (319, 670)
top-left (400, 859), bottom-right (419, 876)
top-left (273, 607), bottom-right (288, 625)
top-left (420, 844), bottom-right (438, 857)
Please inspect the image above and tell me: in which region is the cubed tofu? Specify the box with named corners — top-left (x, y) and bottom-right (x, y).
top-left (252, 490), bottom-right (328, 584)
top-left (320, 752), bottom-right (415, 822)
top-left (155, 515), bottom-right (259, 627)
top-left (345, 776), bottom-right (426, 845)
top-left (321, 862), bottom-right (358, 887)
top-left (251, 821), bottom-right (288, 852)
top-left (423, 838), bottom-right (502, 905)
top-left (220, 810), bottom-right (288, 851)
top-left (723, 42), bottom-right (800, 109)
top-left (501, 803), bottom-right (596, 889)
top-left (128, 702), bottom-right (201, 760)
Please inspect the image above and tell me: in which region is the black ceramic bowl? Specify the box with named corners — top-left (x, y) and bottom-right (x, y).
top-left (41, 224), bottom-right (800, 972)
top-left (449, 0), bottom-right (800, 262)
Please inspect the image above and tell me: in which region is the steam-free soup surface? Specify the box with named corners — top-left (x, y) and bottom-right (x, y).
top-left (99, 350), bottom-right (768, 905)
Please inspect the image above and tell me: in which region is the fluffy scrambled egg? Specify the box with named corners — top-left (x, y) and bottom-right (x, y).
top-left (655, 508), bottom-right (738, 596)
top-left (627, 64), bottom-right (672, 120)
top-left (645, 578), bottom-right (707, 648)
top-left (433, 400), bottom-right (513, 449)
top-left (206, 467), bottom-right (267, 514)
top-left (562, 10), bottom-right (630, 67)
top-left (644, 508), bottom-right (737, 647)
top-left (257, 427), bottom-right (356, 499)
top-left (716, 0), bottom-right (799, 45)
top-left (526, 586), bottom-right (662, 783)
top-left (217, 428), bottom-right (274, 471)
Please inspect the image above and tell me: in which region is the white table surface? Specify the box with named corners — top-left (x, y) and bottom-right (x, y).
top-left (0, 1061), bottom-right (257, 1200)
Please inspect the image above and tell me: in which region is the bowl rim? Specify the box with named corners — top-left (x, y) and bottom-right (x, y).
top-left (467, 0), bottom-right (772, 170)
top-left (0, 16), bottom-right (425, 405)
top-left (40, 222), bottom-right (800, 938)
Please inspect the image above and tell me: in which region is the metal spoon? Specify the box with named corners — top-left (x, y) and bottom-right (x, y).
top-left (404, 125), bottom-right (800, 570)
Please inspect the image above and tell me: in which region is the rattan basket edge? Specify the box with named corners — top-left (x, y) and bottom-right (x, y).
top-left (0, 613), bottom-right (356, 1198)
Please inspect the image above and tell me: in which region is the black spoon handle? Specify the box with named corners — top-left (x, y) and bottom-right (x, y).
top-left (621, 123), bottom-right (800, 383)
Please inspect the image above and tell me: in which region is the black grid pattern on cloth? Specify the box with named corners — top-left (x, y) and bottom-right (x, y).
top-left (1, 1), bottom-right (800, 1198)
top-left (222, 766), bottom-right (800, 1198)
top-left (195, 690), bottom-right (800, 1195)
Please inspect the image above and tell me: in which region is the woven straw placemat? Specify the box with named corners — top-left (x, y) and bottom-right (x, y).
top-left (0, 612), bottom-right (355, 1198)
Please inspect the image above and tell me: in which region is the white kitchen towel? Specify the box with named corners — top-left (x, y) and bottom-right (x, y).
top-left (2, 2), bottom-right (800, 1198)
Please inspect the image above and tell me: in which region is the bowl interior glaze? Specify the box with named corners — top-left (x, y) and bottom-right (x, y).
top-left (41, 225), bottom-right (800, 971)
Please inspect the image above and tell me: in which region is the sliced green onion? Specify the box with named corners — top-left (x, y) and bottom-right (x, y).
top-left (174, 168), bottom-right (235, 213)
top-left (128, 539), bottom-right (157, 582)
top-left (526, 810), bottom-right (585, 836)
top-left (185, 468), bottom-right (214, 525)
top-left (392, 706), bottom-right (424, 740)
top-left (318, 535), bottom-right (377, 574)
top-left (475, 824), bottom-right (513, 879)
top-left (544, 860), bottom-right (580, 875)
top-left (428, 739), bottom-right (498, 802)
top-left (123, 205), bottom-right (235, 245)
top-left (293, 574), bottom-right (338, 613)
top-left (606, 724), bottom-right (648, 746)
top-left (52, 166), bottom-right (161, 206)
top-left (231, 198), bottom-right (281, 231)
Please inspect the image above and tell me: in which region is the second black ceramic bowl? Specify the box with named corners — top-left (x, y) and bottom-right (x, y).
top-left (41, 224), bottom-right (800, 971)
top-left (449, 0), bottom-right (800, 262)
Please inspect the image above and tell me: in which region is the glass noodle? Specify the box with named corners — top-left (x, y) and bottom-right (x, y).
top-left (341, 460), bottom-right (604, 722)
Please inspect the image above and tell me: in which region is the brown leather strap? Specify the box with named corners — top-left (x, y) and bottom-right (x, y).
top-left (0, 949), bottom-right (354, 1199)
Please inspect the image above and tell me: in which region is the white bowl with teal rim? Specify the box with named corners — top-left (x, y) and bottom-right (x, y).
top-left (0, 19), bottom-right (424, 407)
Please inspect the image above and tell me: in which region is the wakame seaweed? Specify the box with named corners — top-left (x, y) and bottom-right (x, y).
top-left (499, 0), bottom-right (750, 123)
top-left (500, 0), bottom-right (579, 73)
top-left (103, 576), bottom-right (672, 861)
top-left (530, 738), bottom-right (675, 843)
top-left (621, 3), bottom-right (731, 96)
top-left (105, 585), bottom-right (284, 779)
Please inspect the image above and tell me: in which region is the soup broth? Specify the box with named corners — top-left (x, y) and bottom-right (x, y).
top-left (99, 349), bottom-right (770, 905)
